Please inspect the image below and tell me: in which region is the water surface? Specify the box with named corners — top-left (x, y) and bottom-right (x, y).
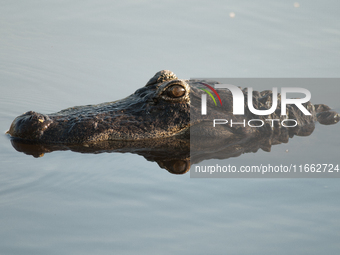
top-left (1, 1), bottom-right (340, 254)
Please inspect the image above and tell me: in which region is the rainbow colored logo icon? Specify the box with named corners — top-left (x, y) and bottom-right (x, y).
top-left (199, 82), bottom-right (223, 106)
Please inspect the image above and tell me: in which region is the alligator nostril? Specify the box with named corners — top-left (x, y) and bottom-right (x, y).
top-left (8, 111), bottom-right (53, 140)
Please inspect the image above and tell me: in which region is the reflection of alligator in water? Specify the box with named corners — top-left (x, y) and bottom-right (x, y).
top-left (7, 70), bottom-right (339, 174)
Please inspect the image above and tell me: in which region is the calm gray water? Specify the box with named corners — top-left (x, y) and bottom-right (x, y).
top-left (1, 1), bottom-right (339, 254)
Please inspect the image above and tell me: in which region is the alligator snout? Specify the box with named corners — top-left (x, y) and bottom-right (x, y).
top-left (8, 111), bottom-right (53, 140)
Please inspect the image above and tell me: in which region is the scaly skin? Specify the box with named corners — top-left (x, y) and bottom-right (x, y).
top-left (7, 70), bottom-right (339, 144)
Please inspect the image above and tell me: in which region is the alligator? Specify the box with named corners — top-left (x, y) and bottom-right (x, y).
top-left (7, 70), bottom-right (339, 144)
top-left (7, 70), bottom-right (339, 173)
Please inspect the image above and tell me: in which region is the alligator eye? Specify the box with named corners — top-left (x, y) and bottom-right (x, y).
top-left (166, 85), bottom-right (186, 98)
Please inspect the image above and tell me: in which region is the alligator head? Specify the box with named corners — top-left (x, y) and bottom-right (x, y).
top-left (7, 70), bottom-right (340, 144)
top-left (7, 70), bottom-right (340, 174)
top-left (8, 70), bottom-right (193, 143)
